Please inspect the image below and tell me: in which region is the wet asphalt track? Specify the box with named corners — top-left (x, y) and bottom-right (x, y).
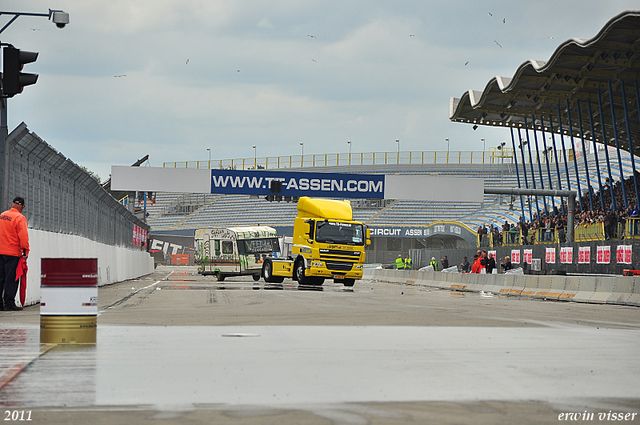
top-left (1, 265), bottom-right (639, 425)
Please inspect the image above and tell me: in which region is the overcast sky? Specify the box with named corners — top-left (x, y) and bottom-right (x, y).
top-left (1, 1), bottom-right (637, 181)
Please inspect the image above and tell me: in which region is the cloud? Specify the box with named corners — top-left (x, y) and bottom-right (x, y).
top-left (1, 0), bottom-right (638, 181)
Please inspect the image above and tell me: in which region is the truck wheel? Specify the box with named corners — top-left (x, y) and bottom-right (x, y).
top-left (263, 260), bottom-right (284, 283)
top-left (216, 272), bottom-right (226, 282)
top-left (342, 278), bottom-right (355, 287)
top-left (294, 259), bottom-right (310, 285)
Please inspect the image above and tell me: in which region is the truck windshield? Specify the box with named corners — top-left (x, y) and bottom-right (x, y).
top-left (315, 221), bottom-right (364, 245)
top-left (240, 238), bottom-right (280, 255)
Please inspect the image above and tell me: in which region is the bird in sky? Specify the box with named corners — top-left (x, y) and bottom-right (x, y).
top-left (237, 69), bottom-right (240, 72)
top-left (464, 61), bottom-right (469, 66)
top-left (494, 40), bottom-right (503, 48)
top-left (311, 59), bottom-right (316, 62)
top-left (186, 59), bottom-right (190, 65)
top-left (29, 28), bottom-right (40, 31)
top-left (307, 34), bottom-right (316, 38)
top-left (114, 75), bottom-right (126, 78)
top-left (503, 18), bottom-right (506, 24)
top-left (409, 34), bottom-right (415, 37)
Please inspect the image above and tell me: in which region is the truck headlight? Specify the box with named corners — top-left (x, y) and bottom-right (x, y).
top-left (311, 261), bottom-right (324, 267)
top-left (355, 264), bottom-right (363, 269)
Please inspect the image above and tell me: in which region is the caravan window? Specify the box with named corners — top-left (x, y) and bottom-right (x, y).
top-left (214, 240), bottom-right (221, 256)
top-left (222, 240), bottom-right (234, 255)
top-left (240, 238), bottom-right (279, 255)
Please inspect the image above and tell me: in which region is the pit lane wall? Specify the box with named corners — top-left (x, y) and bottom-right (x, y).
top-left (363, 268), bottom-right (640, 307)
top-left (20, 229), bottom-right (154, 307)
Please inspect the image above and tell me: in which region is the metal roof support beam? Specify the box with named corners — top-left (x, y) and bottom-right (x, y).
top-left (555, 105), bottom-right (573, 202)
top-left (620, 79), bottom-right (640, 208)
top-left (576, 100), bottom-right (595, 210)
top-left (597, 89), bottom-right (617, 210)
top-left (608, 79), bottom-right (628, 208)
top-left (586, 100), bottom-right (606, 211)
top-left (539, 116), bottom-right (557, 211)
top-left (509, 127), bottom-right (527, 220)
top-left (565, 99), bottom-right (584, 212)
top-left (484, 187), bottom-right (577, 243)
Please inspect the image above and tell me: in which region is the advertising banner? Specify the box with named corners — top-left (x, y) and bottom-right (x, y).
top-left (110, 166), bottom-right (485, 202)
top-left (616, 245), bottom-right (632, 264)
top-left (211, 169), bottom-right (385, 199)
top-left (560, 247), bottom-right (573, 264)
top-left (578, 246), bottom-right (591, 264)
top-left (511, 249), bottom-right (521, 264)
top-left (597, 246), bottom-right (610, 264)
top-left (545, 247), bottom-right (556, 263)
top-left (523, 249), bottom-right (533, 264)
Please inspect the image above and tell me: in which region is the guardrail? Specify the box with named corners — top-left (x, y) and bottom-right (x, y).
top-left (476, 218), bottom-right (640, 247)
top-left (364, 268), bottom-right (640, 307)
top-left (162, 147), bottom-right (576, 170)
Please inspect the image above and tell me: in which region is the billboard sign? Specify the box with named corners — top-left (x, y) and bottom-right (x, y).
top-left (210, 169), bottom-right (385, 199)
top-left (110, 166), bottom-right (485, 202)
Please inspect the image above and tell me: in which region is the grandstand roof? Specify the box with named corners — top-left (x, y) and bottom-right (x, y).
top-left (450, 11), bottom-right (640, 154)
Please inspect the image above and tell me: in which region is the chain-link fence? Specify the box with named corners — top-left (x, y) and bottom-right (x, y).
top-left (3, 122), bottom-right (149, 247)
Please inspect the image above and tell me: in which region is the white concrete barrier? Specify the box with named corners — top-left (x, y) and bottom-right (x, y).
top-left (363, 268), bottom-right (640, 307)
top-left (19, 229), bottom-right (154, 307)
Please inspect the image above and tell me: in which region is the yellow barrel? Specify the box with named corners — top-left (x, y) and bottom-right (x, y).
top-left (40, 315), bottom-right (97, 344)
top-left (40, 258), bottom-right (98, 344)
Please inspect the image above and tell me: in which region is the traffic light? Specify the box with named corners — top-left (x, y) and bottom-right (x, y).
top-left (2, 46), bottom-right (39, 97)
top-left (270, 180), bottom-right (282, 193)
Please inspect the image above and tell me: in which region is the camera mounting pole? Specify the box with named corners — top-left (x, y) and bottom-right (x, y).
top-left (0, 9), bottom-right (69, 34)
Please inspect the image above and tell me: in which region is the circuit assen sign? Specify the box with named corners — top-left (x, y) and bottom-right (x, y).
top-left (370, 224), bottom-right (465, 238)
top-left (369, 224), bottom-right (477, 245)
top-left (110, 167), bottom-right (484, 202)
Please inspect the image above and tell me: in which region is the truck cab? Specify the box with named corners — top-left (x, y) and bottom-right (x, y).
top-left (263, 197), bottom-right (370, 287)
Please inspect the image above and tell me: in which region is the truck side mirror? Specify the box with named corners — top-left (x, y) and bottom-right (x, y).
top-left (366, 239), bottom-right (371, 246)
top-left (305, 219), bottom-right (315, 241)
top-left (366, 228), bottom-right (371, 238)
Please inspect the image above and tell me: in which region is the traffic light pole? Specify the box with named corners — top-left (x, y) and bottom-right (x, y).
top-left (0, 96), bottom-right (7, 209)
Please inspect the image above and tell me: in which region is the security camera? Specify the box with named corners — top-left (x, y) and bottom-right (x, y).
top-left (50, 11), bottom-right (69, 29)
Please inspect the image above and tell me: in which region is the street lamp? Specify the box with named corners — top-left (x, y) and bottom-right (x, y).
top-left (481, 138), bottom-right (485, 152)
top-left (300, 142), bottom-right (304, 156)
top-left (206, 147), bottom-right (211, 161)
top-left (347, 140), bottom-right (351, 164)
top-left (445, 138), bottom-right (449, 153)
top-left (252, 145), bottom-right (256, 169)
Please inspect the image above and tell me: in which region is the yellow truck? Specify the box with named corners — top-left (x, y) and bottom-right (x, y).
top-left (262, 197), bottom-right (370, 287)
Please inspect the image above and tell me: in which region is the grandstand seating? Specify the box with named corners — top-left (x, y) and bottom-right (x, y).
top-left (146, 149), bottom-right (640, 233)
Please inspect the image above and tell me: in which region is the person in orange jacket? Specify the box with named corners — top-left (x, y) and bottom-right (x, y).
top-left (471, 254), bottom-right (481, 273)
top-left (0, 197), bottom-right (29, 311)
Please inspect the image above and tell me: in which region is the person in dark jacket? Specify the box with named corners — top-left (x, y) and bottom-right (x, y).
top-left (485, 252), bottom-right (496, 274)
top-left (460, 256), bottom-right (470, 273)
top-left (501, 256), bottom-right (513, 273)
